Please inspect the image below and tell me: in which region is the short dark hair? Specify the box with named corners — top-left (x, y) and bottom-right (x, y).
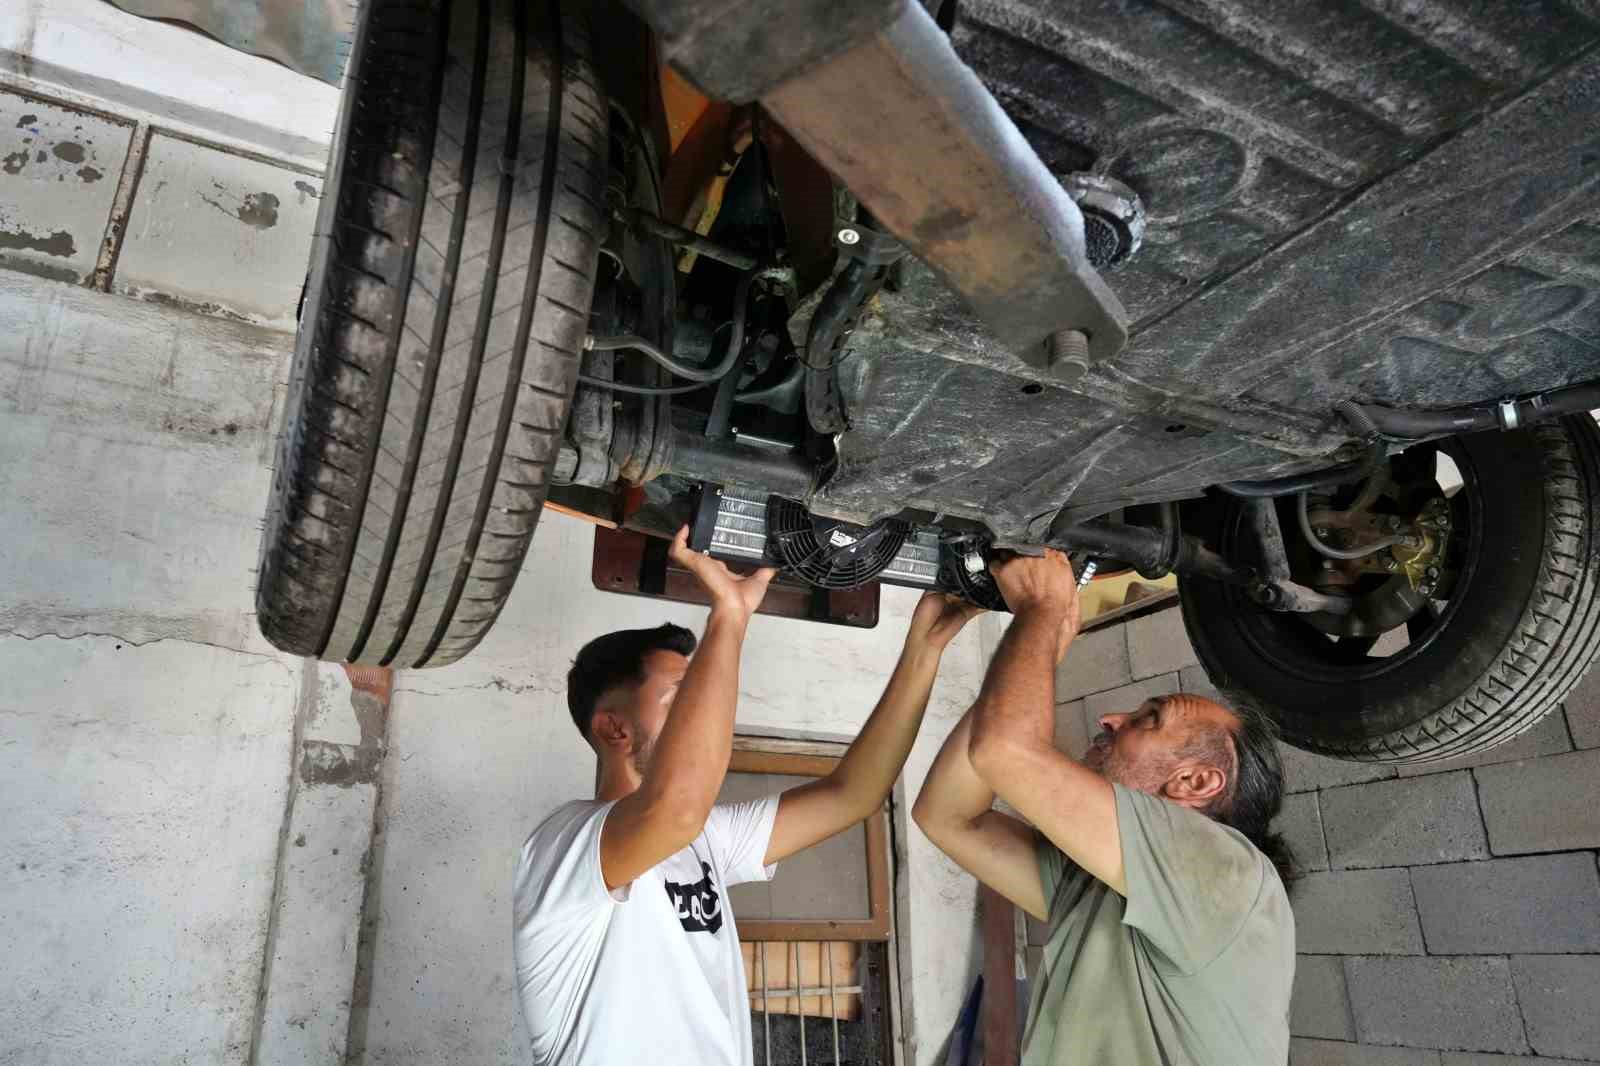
top-left (566, 624), bottom-right (697, 743)
top-left (1207, 700), bottom-right (1295, 886)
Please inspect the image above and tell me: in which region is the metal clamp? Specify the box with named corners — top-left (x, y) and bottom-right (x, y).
top-left (1496, 399), bottom-right (1520, 430)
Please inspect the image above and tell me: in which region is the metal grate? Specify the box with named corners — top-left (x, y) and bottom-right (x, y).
top-left (746, 939), bottom-right (889, 1066)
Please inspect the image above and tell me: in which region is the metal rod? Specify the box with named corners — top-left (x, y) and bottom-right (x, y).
top-left (617, 207), bottom-right (759, 271)
top-left (827, 941), bottom-right (841, 1065)
top-left (794, 941), bottom-right (807, 1066)
top-left (747, 985), bottom-right (866, 998)
top-left (761, 942), bottom-right (771, 1066)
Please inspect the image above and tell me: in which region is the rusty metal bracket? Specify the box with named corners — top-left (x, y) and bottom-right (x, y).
top-left (623, 0), bottom-right (1128, 365)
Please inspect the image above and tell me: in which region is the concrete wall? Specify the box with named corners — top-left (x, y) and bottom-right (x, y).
top-left (1051, 605), bottom-right (1600, 1066)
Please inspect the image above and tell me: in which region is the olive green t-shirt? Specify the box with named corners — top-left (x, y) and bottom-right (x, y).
top-left (1023, 785), bottom-right (1295, 1066)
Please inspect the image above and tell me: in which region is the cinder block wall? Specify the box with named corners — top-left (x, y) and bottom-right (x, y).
top-left (1050, 604), bottom-right (1600, 1066)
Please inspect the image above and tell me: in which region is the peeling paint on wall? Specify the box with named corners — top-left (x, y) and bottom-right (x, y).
top-left (198, 182), bottom-right (280, 230)
top-left (0, 224), bottom-right (76, 257)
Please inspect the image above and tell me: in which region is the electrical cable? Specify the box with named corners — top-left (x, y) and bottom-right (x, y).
top-left (1296, 491), bottom-right (1403, 560)
top-left (587, 271), bottom-right (756, 382)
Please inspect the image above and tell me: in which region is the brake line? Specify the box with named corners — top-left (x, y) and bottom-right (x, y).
top-left (1296, 491), bottom-right (1403, 561)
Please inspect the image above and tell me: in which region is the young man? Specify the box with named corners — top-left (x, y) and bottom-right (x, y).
top-left (914, 550), bottom-right (1295, 1066)
top-left (514, 526), bottom-right (980, 1065)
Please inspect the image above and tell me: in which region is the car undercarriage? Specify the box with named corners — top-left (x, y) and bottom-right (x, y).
top-left (258, 0), bottom-right (1600, 761)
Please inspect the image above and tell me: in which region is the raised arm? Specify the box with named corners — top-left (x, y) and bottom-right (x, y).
top-left (967, 551), bottom-right (1126, 895)
top-left (600, 527), bottom-right (776, 890)
top-left (912, 703), bottom-right (1050, 920)
top-left (764, 593), bottom-right (981, 865)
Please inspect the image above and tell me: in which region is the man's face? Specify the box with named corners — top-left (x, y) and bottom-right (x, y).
top-left (1083, 695), bottom-right (1237, 799)
top-left (614, 649), bottom-right (690, 774)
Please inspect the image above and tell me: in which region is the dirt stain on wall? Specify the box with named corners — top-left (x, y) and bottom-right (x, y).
top-left (199, 183), bottom-right (281, 230)
top-left (0, 226), bottom-right (76, 258)
top-left (50, 142), bottom-right (86, 164)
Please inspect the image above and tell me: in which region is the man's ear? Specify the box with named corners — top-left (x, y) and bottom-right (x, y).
top-left (1162, 762), bottom-right (1228, 809)
top-left (590, 708), bottom-right (632, 753)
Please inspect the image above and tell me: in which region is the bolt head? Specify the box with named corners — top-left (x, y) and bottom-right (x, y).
top-left (1426, 566), bottom-right (1439, 579)
top-left (1314, 527), bottom-right (1329, 538)
top-left (1384, 558), bottom-right (1398, 571)
top-left (837, 227), bottom-right (861, 246)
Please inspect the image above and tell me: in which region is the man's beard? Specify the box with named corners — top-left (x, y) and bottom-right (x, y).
top-left (1083, 731), bottom-right (1167, 793)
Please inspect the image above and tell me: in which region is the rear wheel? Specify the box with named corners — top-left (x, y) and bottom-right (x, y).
top-left (1179, 417), bottom-right (1600, 762)
top-left (257, 0), bottom-right (607, 667)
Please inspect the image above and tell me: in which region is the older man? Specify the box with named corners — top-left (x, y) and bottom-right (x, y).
top-left (915, 550), bottom-right (1295, 1066)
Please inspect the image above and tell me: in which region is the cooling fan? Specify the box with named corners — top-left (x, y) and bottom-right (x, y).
top-left (766, 497), bottom-right (910, 589)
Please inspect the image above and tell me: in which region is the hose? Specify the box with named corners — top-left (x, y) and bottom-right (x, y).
top-left (1347, 380), bottom-right (1600, 438)
top-left (587, 271), bottom-right (756, 383)
top-left (1296, 491), bottom-right (1402, 560)
top-left (1219, 442), bottom-right (1386, 498)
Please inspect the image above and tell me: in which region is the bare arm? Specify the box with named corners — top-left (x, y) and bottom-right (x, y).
top-left (765, 594), bottom-right (981, 865)
top-left (968, 552), bottom-right (1126, 895)
top-left (912, 704), bottom-right (1050, 920)
top-left (600, 528), bottom-right (775, 890)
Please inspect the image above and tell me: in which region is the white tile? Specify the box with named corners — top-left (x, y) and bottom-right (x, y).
top-left (116, 133), bottom-right (319, 329)
top-left (0, 88), bottom-right (132, 283)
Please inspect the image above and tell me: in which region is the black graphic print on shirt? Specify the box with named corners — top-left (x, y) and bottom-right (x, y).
top-left (664, 861), bottom-right (724, 934)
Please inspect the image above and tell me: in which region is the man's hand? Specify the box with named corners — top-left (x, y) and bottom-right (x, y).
top-left (991, 550), bottom-right (1080, 657)
top-left (668, 525), bottom-right (777, 619)
top-left (906, 591), bottom-right (984, 653)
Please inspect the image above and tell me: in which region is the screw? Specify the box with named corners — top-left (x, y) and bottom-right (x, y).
top-left (1425, 566), bottom-right (1439, 580)
top-left (1384, 557), bottom-right (1398, 572)
top-left (837, 227), bottom-right (861, 246)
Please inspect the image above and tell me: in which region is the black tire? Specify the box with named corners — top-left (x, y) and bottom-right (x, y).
top-left (1179, 417), bottom-right (1600, 762)
top-left (257, 0), bottom-right (606, 667)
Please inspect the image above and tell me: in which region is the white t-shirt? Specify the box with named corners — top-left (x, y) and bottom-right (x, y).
top-left (513, 796), bottom-right (780, 1066)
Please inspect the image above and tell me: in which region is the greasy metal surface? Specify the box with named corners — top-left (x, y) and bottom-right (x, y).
top-left (763, 0), bottom-right (1129, 362)
top-left (619, 0), bottom-right (903, 103)
top-left (812, 1), bottom-right (1600, 535)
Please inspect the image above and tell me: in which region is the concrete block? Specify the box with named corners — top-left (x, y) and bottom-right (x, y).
top-left (1280, 743), bottom-right (1398, 793)
top-left (1275, 792), bottom-right (1329, 873)
top-left (1511, 954), bottom-right (1600, 1061)
top-left (1179, 662), bottom-right (1222, 703)
top-left (1411, 854), bottom-right (1600, 954)
top-left (1475, 748), bottom-right (1600, 855)
top-left (0, 88), bottom-right (132, 284)
top-left (1125, 606), bottom-right (1198, 680)
top-left (0, 636), bottom-right (299, 1065)
top-left (256, 779), bottom-right (378, 1066)
top-left (0, 271), bottom-right (289, 651)
top-left (1563, 662), bottom-right (1600, 748)
top-left (1291, 956), bottom-right (1355, 1041)
top-left (115, 132), bottom-right (320, 330)
top-left (1083, 673), bottom-right (1181, 723)
top-left (1346, 956), bottom-right (1527, 1054)
top-left (1290, 871), bottom-right (1423, 955)
top-left (1055, 625), bottom-right (1132, 701)
top-left (1320, 774), bottom-right (1487, 869)
top-left (1396, 712), bottom-right (1572, 776)
top-left (1290, 1040), bottom-right (1441, 1066)
top-left (1054, 698), bottom-right (1089, 759)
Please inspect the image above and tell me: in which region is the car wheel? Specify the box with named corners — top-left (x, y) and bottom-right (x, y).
top-left (257, 0), bottom-right (606, 667)
top-left (1178, 416), bottom-right (1600, 762)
